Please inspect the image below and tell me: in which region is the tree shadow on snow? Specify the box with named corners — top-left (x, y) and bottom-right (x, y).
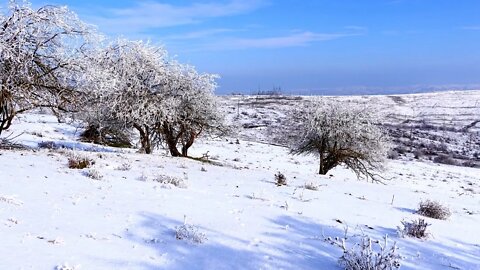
top-left (105, 213), bottom-right (350, 270)
top-left (265, 216), bottom-right (480, 270)
top-left (104, 212), bottom-right (480, 270)
top-left (118, 212), bottom-right (268, 270)
top-left (393, 206), bottom-right (416, 214)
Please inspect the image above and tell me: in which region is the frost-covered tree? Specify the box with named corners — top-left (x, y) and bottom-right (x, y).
top-left (158, 62), bottom-right (226, 157)
top-left (79, 38), bottom-right (225, 155)
top-left (291, 100), bottom-right (389, 180)
top-left (0, 1), bottom-right (97, 135)
top-left (80, 39), bottom-right (170, 153)
top-left (80, 38), bottom-right (226, 155)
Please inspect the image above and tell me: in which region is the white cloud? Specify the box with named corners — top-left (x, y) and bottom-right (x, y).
top-left (88, 0), bottom-right (267, 34)
top-left (163, 28), bottom-right (239, 40)
top-left (226, 32), bottom-right (347, 49)
top-left (196, 29), bottom-right (364, 50)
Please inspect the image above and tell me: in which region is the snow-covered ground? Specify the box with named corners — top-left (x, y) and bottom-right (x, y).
top-left (1, 92), bottom-right (480, 269)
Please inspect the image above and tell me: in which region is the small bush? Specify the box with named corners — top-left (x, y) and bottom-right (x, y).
top-left (0, 138), bottom-right (28, 150)
top-left (275, 172), bottom-right (287, 186)
top-left (433, 154), bottom-right (458, 166)
top-left (413, 149), bottom-right (425, 159)
top-left (38, 141), bottom-right (58, 149)
top-left (394, 146), bottom-right (407, 155)
top-left (137, 173), bottom-right (148, 182)
top-left (80, 125), bottom-right (132, 148)
top-left (175, 224), bottom-right (207, 244)
top-left (304, 182), bottom-right (319, 191)
top-left (335, 235), bottom-right (401, 270)
top-left (387, 150), bottom-right (400, 160)
top-left (84, 169), bottom-right (103, 180)
top-left (153, 174), bottom-right (187, 188)
top-left (68, 156), bottom-right (93, 169)
top-left (417, 200), bottom-right (451, 220)
top-left (398, 218), bottom-right (430, 239)
top-left (116, 162), bottom-right (132, 171)
top-left (56, 264), bottom-right (80, 270)
top-left (462, 160), bottom-right (479, 168)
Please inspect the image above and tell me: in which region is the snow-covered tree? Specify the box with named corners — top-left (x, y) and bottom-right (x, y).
top-left (79, 37), bottom-right (227, 155)
top-left (290, 100), bottom-right (390, 180)
top-left (80, 39), bottom-right (170, 153)
top-left (0, 1), bottom-right (97, 135)
top-left (158, 62), bottom-right (227, 157)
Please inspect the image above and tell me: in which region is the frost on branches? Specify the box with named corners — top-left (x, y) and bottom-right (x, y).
top-left (80, 39), bottom-right (170, 153)
top-left (159, 62), bottom-right (227, 157)
top-left (0, 1), bottom-right (225, 152)
top-left (0, 0), bottom-right (97, 135)
top-left (80, 39), bottom-right (226, 155)
top-left (290, 100), bottom-right (390, 181)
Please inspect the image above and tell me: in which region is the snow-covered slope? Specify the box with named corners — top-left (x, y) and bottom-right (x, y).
top-left (1, 92), bottom-right (480, 269)
top-left (220, 90), bottom-right (480, 166)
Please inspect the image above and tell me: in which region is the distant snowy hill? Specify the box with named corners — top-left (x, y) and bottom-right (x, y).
top-left (220, 90), bottom-right (480, 167)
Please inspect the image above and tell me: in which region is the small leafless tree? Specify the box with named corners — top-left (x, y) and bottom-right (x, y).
top-left (291, 100), bottom-right (390, 181)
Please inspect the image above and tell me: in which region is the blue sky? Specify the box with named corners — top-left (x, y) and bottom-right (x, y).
top-left (23, 0), bottom-right (480, 94)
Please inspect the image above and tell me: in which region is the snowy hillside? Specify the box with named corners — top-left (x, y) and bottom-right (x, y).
top-left (220, 90), bottom-right (480, 166)
top-left (1, 91), bottom-right (480, 269)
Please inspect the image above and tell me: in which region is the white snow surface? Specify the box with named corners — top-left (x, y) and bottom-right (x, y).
top-left (1, 93), bottom-right (480, 269)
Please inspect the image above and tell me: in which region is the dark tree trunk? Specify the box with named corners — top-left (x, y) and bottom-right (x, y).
top-left (134, 123), bottom-right (152, 154)
top-left (319, 150), bottom-right (325, 174)
top-left (167, 137), bottom-right (181, 157)
top-left (0, 113), bottom-right (14, 136)
top-left (162, 122), bottom-right (182, 157)
top-left (0, 89), bottom-right (15, 136)
top-left (51, 108), bottom-right (65, 123)
top-left (181, 132), bottom-right (196, 157)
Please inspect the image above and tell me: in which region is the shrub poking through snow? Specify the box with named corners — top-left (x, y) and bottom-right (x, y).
top-left (56, 263), bottom-right (80, 270)
top-left (153, 174), bottom-right (187, 189)
top-left (275, 172), bottom-right (287, 186)
top-left (175, 224), bottom-right (207, 244)
top-left (116, 162), bottom-right (132, 171)
top-left (68, 156), bottom-right (93, 169)
top-left (304, 182), bottom-right (319, 191)
top-left (337, 235), bottom-right (400, 270)
top-left (137, 173), bottom-right (148, 182)
top-left (324, 230), bottom-right (401, 270)
top-left (417, 200), bottom-right (451, 220)
top-left (398, 218), bottom-right (430, 239)
top-left (84, 169), bottom-right (103, 180)
top-left (432, 154), bottom-right (458, 166)
top-left (38, 141), bottom-right (58, 149)
top-left (175, 217), bottom-right (206, 244)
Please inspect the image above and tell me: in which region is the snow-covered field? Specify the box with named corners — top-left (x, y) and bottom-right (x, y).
top-left (1, 91), bottom-right (480, 269)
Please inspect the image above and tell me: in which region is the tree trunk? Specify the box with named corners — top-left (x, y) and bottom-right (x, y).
top-left (0, 114), bottom-right (13, 136)
top-left (0, 89), bottom-right (15, 136)
top-left (134, 124), bottom-right (152, 154)
top-left (181, 132), bottom-right (195, 157)
top-left (162, 122), bottom-right (182, 157)
top-left (167, 138), bottom-right (181, 157)
top-left (318, 150), bottom-right (330, 175)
